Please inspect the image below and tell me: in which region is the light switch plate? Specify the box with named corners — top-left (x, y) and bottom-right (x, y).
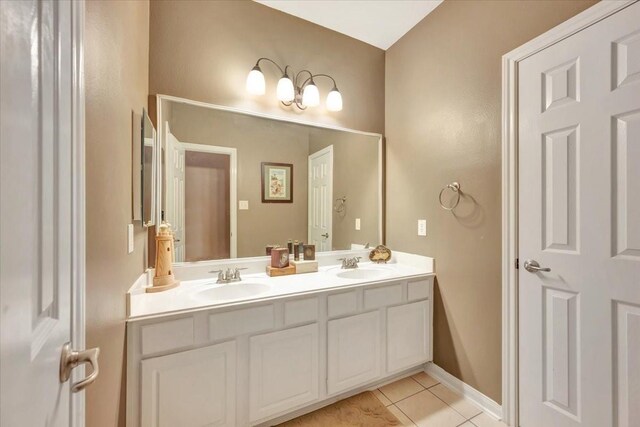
top-left (128, 224), bottom-right (134, 253)
top-left (239, 200), bottom-right (249, 210)
top-left (418, 219), bottom-right (427, 236)
top-left (355, 218), bottom-right (361, 230)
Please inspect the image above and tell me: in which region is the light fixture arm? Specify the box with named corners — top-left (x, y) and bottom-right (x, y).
top-left (300, 73), bottom-right (338, 90)
top-left (254, 57), bottom-right (286, 76)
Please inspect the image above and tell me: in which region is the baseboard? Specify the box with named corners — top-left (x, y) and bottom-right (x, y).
top-left (424, 362), bottom-right (503, 421)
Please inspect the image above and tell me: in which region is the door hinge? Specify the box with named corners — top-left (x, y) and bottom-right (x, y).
top-left (515, 258), bottom-right (519, 269)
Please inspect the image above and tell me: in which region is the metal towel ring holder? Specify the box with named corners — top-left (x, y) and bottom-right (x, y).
top-left (439, 182), bottom-right (461, 211)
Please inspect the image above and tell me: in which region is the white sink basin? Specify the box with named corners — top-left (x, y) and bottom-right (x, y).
top-left (335, 267), bottom-right (392, 280)
top-left (194, 283), bottom-right (270, 301)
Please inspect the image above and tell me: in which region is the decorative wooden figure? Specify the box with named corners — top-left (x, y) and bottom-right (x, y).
top-left (147, 223), bottom-right (179, 293)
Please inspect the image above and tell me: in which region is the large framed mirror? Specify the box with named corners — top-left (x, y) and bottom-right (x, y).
top-left (150, 95), bottom-right (383, 264)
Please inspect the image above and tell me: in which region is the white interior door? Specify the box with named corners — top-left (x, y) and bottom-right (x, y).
top-left (1, 0), bottom-right (91, 425)
top-left (165, 128), bottom-right (186, 261)
top-left (518, 3), bottom-right (640, 426)
top-left (308, 146), bottom-right (333, 251)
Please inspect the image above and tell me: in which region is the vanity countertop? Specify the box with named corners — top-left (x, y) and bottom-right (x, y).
top-left (127, 250), bottom-right (434, 320)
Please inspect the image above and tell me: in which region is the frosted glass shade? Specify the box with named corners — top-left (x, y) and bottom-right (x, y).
top-left (326, 88), bottom-right (343, 112)
top-left (276, 76), bottom-right (295, 102)
top-left (246, 67), bottom-right (265, 95)
top-left (302, 82), bottom-right (320, 107)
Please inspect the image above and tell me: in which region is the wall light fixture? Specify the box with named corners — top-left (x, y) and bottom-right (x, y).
top-left (246, 58), bottom-right (343, 112)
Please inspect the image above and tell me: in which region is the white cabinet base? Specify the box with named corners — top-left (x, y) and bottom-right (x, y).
top-left (140, 341), bottom-right (236, 427)
top-left (249, 323), bottom-right (319, 422)
top-left (387, 300), bottom-right (430, 372)
top-left (327, 311), bottom-right (381, 395)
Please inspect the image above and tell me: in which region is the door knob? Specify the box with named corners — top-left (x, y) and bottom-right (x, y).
top-left (59, 342), bottom-right (100, 392)
top-left (321, 233), bottom-right (329, 238)
top-left (523, 259), bottom-right (551, 273)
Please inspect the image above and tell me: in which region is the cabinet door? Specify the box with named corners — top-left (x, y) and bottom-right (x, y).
top-left (387, 300), bottom-right (430, 373)
top-left (141, 341), bottom-right (236, 427)
top-left (327, 310), bottom-right (381, 395)
top-left (249, 323), bottom-right (319, 422)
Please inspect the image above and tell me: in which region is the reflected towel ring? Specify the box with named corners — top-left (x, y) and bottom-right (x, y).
top-left (334, 196), bottom-right (347, 213)
top-left (439, 182), bottom-right (461, 211)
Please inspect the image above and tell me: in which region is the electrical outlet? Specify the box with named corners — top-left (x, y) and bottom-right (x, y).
top-left (239, 200), bottom-right (249, 210)
top-left (128, 224), bottom-right (134, 253)
top-left (418, 219), bottom-right (427, 236)
top-left (355, 218), bottom-right (361, 231)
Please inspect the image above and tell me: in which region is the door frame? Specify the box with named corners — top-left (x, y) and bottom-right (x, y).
top-left (71, 1), bottom-right (87, 426)
top-left (180, 142), bottom-right (238, 259)
top-left (308, 145), bottom-right (334, 249)
top-left (500, 1), bottom-right (636, 425)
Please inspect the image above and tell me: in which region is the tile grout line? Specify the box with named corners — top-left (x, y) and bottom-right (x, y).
top-left (425, 384), bottom-right (483, 421)
top-left (391, 403), bottom-right (418, 427)
top-left (378, 376), bottom-right (427, 403)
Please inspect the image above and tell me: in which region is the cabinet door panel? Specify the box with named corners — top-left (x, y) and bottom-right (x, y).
top-left (249, 323), bottom-right (319, 422)
top-left (141, 341), bottom-right (236, 427)
top-left (387, 300), bottom-right (430, 372)
top-left (327, 311), bottom-right (381, 395)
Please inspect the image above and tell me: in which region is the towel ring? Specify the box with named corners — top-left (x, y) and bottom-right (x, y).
top-left (439, 182), bottom-right (461, 211)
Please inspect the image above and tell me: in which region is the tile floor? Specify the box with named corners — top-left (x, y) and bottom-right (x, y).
top-left (372, 372), bottom-right (507, 427)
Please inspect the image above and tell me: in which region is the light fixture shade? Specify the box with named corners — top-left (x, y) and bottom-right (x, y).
top-left (302, 82), bottom-right (320, 107)
top-left (326, 88), bottom-right (343, 111)
top-left (276, 76), bottom-right (295, 102)
top-left (246, 66), bottom-right (265, 95)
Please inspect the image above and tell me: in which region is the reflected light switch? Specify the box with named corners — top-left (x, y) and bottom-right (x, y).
top-left (239, 200), bottom-right (249, 210)
top-left (355, 218), bottom-right (361, 230)
top-left (418, 219), bottom-right (427, 236)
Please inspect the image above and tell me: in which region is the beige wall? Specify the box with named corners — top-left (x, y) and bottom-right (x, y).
top-left (385, 0), bottom-right (596, 402)
top-left (309, 129), bottom-right (380, 250)
top-left (85, 1), bottom-right (149, 425)
top-left (149, 0), bottom-right (385, 134)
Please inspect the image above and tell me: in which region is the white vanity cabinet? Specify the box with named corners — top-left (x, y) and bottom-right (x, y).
top-left (140, 341), bottom-right (236, 427)
top-left (327, 310), bottom-right (381, 395)
top-left (249, 323), bottom-right (319, 422)
top-left (127, 275), bottom-right (433, 427)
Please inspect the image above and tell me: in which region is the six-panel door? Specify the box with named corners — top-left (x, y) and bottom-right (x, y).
top-left (140, 341), bottom-right (236, 427)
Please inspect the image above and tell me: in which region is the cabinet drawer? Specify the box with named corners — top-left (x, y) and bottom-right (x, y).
top-left (284, 297), bottom-right (318, 326)
top-left (141, 317), bottom-right (195, 356)
top-left (328, 290), bottom-right (358, 318)
top-left (209, 304), bottom-right (274, 341)
top-left (364, 283), bottom-right (402, 310)
top-left (407, 279), bottom-right (430, 301)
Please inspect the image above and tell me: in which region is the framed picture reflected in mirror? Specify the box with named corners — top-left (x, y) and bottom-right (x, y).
top-left (261, 162), bottom-right (293, 203)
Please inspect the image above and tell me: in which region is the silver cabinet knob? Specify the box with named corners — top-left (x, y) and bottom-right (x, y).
top-left (59, 342), bottom-right (100, 392)
top-left (524, 259), bottom-right (551, 273)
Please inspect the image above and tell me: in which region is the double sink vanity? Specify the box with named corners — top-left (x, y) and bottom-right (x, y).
top-left (126, 249), bottom-right (434, 426)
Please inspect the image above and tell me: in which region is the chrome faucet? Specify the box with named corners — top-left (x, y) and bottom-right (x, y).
top-left (208, 267), bottom-right (247, 284)
top-left (339, 257), bottom-right (361, 269)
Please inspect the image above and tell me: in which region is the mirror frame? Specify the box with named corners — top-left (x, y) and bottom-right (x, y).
top-left (152, 94), bottom-right (384, 260)
top-left (141, 109), bottom-right (157, 228)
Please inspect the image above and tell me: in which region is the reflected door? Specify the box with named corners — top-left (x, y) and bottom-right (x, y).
top-left (518, 3), bottom-right (640, 426)
top-left (308, 146), bottom-right (333, 251)
top-left (166, 128), bottom-right (185, 261)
